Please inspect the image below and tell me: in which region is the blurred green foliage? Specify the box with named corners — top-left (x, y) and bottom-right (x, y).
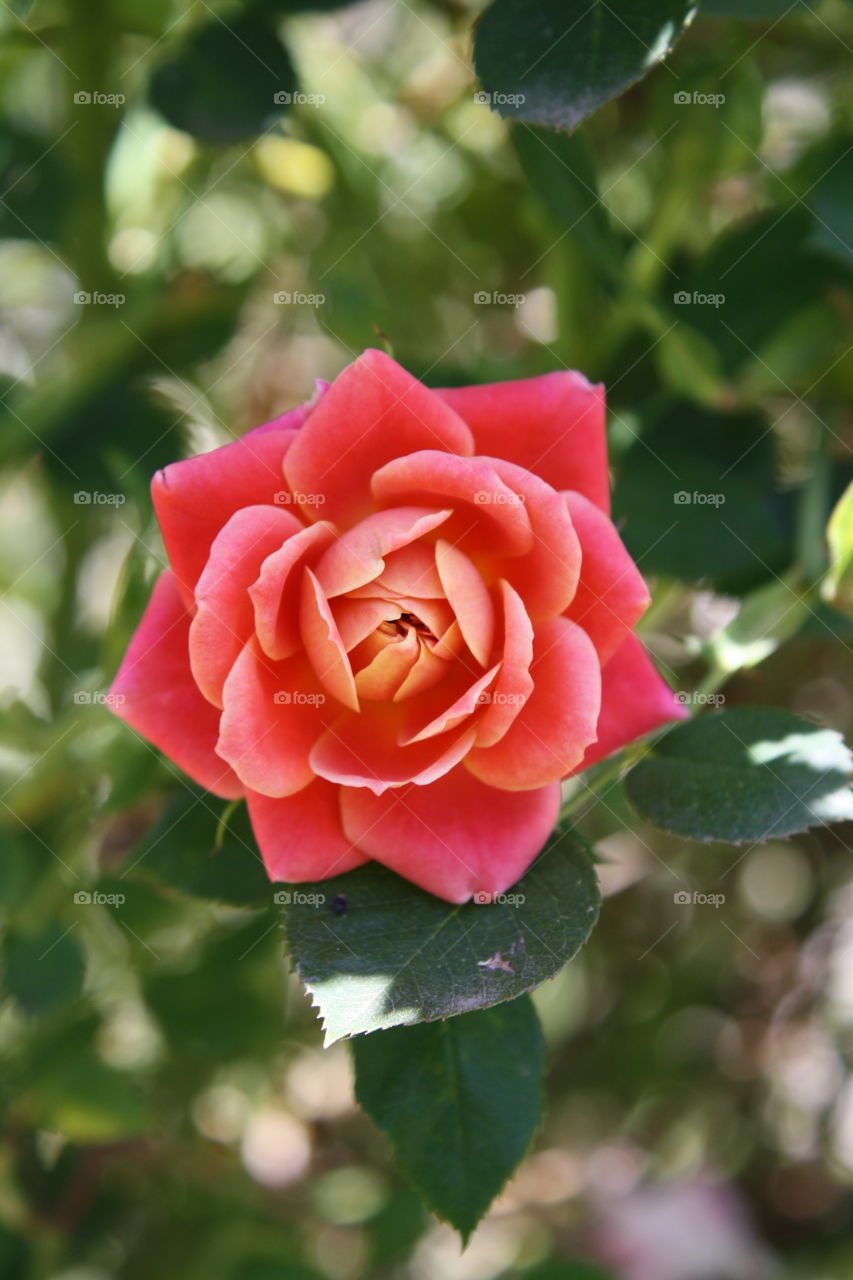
top-left (0, 0), bottom-right (852, 1276)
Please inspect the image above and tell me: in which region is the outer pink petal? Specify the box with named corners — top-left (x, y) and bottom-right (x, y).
top-left (108, 570), bottom-right (241, 798)
top-left (152, 398), bottom-right (316, 598)
top-left (310, 712), bottom-right (476, 795)
top-left (314, 506), bottom-right (451, 597)
top-left (563, 490), bottom-right (650, 664)
top-left (246, 780), bottom-right (368, 881)
top-left (435, 371), bottom-right (610, 512)
top-left (487, 458), bottom-right (582, 620)
top-left (371, 451), bottom-right (533, 556)
top-left (189, 505), bottom-right (303, 708)
top-left (435, 539), bottom-right (495, 667)
top-left (465, 617), bottom-right (601, 791)
top-left (570, 632), bottom-right (688, 773)
top-left (251, 521), bottom-right (337, 661)
top-left (340, 768), bottom-right (561, 903)
top-left (474, 580), bottom-right (534, 749)
top-left (283, 350), bottom-right (474, 525)
top-left (217, 638), bottom-right (327, 797)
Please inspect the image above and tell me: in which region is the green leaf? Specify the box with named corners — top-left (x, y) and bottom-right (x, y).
top-left (808, 139), bottom-right (853, 267)
top-left (281, 828), bottom-right (600, 1043)
top-left (124, 789), bottom-right (272, 908)
top-left (625, 709), bottom-right (853, 843)
top-left (473, 0), bottom-right (696, 132)
top-left (824, 481), bottom-right (853, 617)
top-left (511, 125), bottom-right (618, 269)
top-left (148, 10), bottom-right (297, 143)
top-left (701, 0), bottom-right (814, 15)
top-left (612, 401), bottom-right (794, 595)
top-left (352, 997), bottom-right (544, 1240)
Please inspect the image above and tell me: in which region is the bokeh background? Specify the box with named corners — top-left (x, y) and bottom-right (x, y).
top-left (1, 0), bottom-right (853, 1276)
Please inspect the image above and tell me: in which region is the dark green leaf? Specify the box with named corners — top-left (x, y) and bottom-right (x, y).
top-left (353, 997), bottom-right (544, 1240)
top-left (808, 138), bottom-right (853, 266)
top-left (281, 828), bottom-right (599, 1043)
top-left (625, 708), bottom-right (853, 843)
top-left (123, 789), bottom-right (272, 908)
top-left (473, 0), bottom-right (696, 131)
top-left (148, 11), bottom-right (297, 143)
top-left (612, 401), bottom-right (794, 594)
top-left (701, 0), bottom-right (814, 15)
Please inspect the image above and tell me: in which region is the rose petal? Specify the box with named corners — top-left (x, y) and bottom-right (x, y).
top-left (355, 627), bottom-right (420, 700)
top-left (153, 397), bottom-right (317, 599)
top-left (340, 767), bottom-right (561, 903)
top-left (310, 708), bottom-right (476, 795)
top-left (251, 521), bottom-right (337, 662)
top-left (563, 490), bottom-right (650, 663)
top-left (570, 632), bottom-right (688, 773)
top-left (314, 506), bottom-right (451, 597)
top-left (246, 780), bottom-right (368, 881)
top-left (436, 370), bottom-right (610, 512)
top-left (371, 450), bottom-right (533, 556)
top-left (283, 349), bottom-right (474, 525)
top-left (485, 458), bottom-right (582, 619)
top-left (375, 541), bottom-right (444, 597)
top-left (465, 617), bottom-right (601, 790)
top-left (108, 571), bottom-right (242, 798)
top-left (400, 663), bottom-right (500, 744)
top-left (435, 539), bottom-right (495, 667)
top-left (333, 597), bottom-right (402, 651)
top-left (300, 569), bottom-right (360, 712)
top-left (217, 638), bottom-right (328, 797)
top-left (474, 580), bottom-right (535, 748)
top-left (189, 505), bottom-right (304, 707)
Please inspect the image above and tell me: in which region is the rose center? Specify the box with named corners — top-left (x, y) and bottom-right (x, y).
top-left (377, 612), bottom-right (435, 643)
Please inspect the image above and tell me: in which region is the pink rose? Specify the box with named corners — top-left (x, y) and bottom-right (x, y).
top-left (110, 350), bottom-right (684, 902)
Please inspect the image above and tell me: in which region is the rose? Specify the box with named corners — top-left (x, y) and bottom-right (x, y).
top-left (110, 350), bottom-right (685, 902)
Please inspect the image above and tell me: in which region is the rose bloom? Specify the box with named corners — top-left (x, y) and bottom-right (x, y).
top-left (110, 350), bottom-right (684, 902)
